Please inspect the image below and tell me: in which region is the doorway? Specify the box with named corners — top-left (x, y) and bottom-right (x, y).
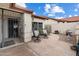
top-left (8, 18), bottom-right (19, 38)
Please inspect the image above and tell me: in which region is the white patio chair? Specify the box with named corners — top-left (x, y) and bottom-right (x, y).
top-left (34, 30), bottom-right (39, 37)
top-left (32, 30), bottom-right (41, 42)
top-left (43, 30), bottom-right (47, 35)
top-left (42, 29), bottom-right (48, 38)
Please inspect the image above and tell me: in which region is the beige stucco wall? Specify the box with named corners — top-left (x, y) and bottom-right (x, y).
top-left (3, 18), bottom-right (8, 39)
top-left (0, 3), bottom-right (10, 9)
top-left (43, 19), bottom-right (78, 34)
top-left (56, 22), bottom-right (77, 34)
top-left (43, 19), bottom-right (57, 33)
top-left (33, 18), bottom-right (45, 22)
top-left (50, 21), bottom-right (77, 34)
top-left (24, 13), bottom-right (32, 42)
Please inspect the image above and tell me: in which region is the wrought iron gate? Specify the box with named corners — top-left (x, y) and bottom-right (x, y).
top-left (0, 8), bottom-right (24, 48)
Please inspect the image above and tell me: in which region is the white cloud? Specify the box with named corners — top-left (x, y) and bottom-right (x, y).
top-left (74, 14), bottom-right (78, 16)
top-left (55, 16), bottom-right (64, 19)
top-left (44, 4), bottom-right (51, 13)
top-left (74, 9), bottom-right (78, 12)
top-left (51, 6), bottom-right (65, 14)
top-left (74, 4), bottom-right (79, 12)
top-left (48, 13), bottom-right (54, 16)
top-left (69, 15), bottom-right (72, 17)
top-left (45, 4), bottom-right (51, 9)
top-left (16, 3), bottom-right (26, 8)
top-left (45, 8), bottom-right (49, 13)
top-left (44, 4), bottom-right (65, 17)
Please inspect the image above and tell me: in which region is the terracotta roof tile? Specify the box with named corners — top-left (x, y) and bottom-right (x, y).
top-left (32, 14), bottom-right (48, 19)
top-left (62, 16), bottom-right (79, 22)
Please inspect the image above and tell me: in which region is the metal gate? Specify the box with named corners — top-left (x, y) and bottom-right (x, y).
top-left (0, 8), bottom-right (24, 48)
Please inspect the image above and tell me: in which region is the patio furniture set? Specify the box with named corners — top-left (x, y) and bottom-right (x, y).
top-left (32, 29), bottom-right (48, 42)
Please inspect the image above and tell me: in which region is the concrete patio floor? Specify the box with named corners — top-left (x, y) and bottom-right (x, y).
top-left (0, 34), bottom-right (76, 56)
top-left (26, 34), bottom-right (76, 56)
top-left (0, 44), bottom-right (36, 56)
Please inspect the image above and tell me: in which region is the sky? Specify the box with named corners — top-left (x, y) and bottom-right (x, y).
top-left (18, 3), bottom-right (79, 19)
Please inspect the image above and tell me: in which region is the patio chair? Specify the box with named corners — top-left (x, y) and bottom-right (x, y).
top-left (32, 30), bottom-right (41, 42)
top-left (42, 29), bottom-right (48, 38)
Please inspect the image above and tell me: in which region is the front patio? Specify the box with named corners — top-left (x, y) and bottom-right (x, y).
top-left (0, 34), bottom-right (75, 56)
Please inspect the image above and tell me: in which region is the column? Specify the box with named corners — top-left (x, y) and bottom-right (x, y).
top-left (23, 13), bottom-right (32, 42)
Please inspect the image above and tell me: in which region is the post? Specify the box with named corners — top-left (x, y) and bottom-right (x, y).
top-left (1, 9), bottom-right (4, 48)
top-left (23, 13), bottom-right (32, 42)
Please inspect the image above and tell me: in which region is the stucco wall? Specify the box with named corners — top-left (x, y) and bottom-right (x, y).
top-left (0, 11), bottom-right (8, 43)
top-left (43, 19), bottom-right (57, 33)
top-left (24, 13), bottom-right (32, 42)
top-left (3, 17), bottom-right (8, 39)
top-left (0, 3), bottom-right (10, 9)
top-left (33, 18), bottom-right (45, 22)
top-left (54, 22), bottom-right (77, 34)
top-left (43, 19), bottom-right (78, 34)
top-left (56, 22), bottom-right (77, 34)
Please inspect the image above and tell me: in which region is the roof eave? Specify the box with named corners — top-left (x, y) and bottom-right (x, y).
top-left (9, 3), bottom-right (33, 14)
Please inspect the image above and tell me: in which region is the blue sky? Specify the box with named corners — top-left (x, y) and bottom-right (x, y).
top-left (25, 3), bottom-right (79, 19)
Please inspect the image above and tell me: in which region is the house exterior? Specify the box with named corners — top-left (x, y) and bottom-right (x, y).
top-left (0, 3), bottom-right (79, 48)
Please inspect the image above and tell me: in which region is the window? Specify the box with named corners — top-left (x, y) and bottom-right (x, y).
top-left (39, 23), bottom-right (43, 30)
top-left (32, 22), bottom-right (43, 30)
